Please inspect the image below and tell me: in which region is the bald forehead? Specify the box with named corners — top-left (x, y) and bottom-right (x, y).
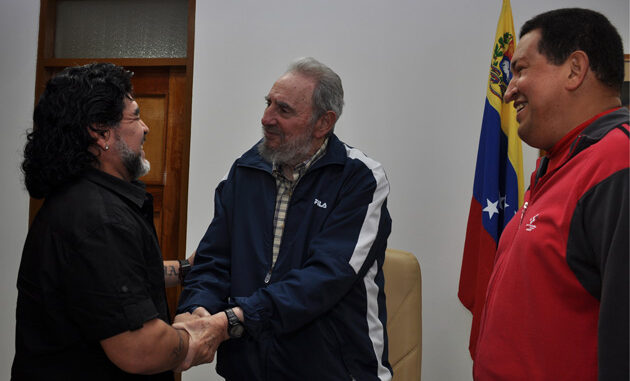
top-left (267, 72), bottom-right (316, 111)
top-left (274, 72), bottom-right (315, 95)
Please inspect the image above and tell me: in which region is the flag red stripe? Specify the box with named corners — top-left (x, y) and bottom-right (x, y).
top-left (458, 197), bottom-right (498, 356)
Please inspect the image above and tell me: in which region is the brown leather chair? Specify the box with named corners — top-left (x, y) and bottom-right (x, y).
top-left (383, 249), bottom-right (422, 380)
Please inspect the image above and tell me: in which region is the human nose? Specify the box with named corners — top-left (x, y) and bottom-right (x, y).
top-left (504, 78), bottom-right (518, 103)
top-left (141, 119), bottom-right (149, 134)
top-left (261, 106), bottom-right (275, 126)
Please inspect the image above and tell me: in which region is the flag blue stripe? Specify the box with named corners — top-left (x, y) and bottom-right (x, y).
top-left (472, 98), bottom-right (520, 242)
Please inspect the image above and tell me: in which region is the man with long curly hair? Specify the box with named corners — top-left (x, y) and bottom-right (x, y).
top-left (13, 63), bottom-right (212, 380)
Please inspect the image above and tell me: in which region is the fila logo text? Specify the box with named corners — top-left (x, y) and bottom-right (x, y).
top-left (314, 199), bottom-right (327, 209)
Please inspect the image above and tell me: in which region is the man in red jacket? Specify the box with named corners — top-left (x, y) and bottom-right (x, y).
top-left (474, 8), bottom-right (629, 381)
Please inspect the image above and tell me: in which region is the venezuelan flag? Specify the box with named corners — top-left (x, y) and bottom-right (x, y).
top-left (458, 0), bottom-right (524, 358)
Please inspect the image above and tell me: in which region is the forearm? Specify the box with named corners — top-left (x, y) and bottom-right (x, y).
top-left (101, 318), bottom-right (190, 374)
top-left (164, 251), bottom-right (196, 288)
top-left (234, 261), bottom-right (357, 337)
top-left (163, 260), bottom-right (180, 288)
top-left (177, 247), bottom-right (232, 314)
top-left (149, 324), bottom-right (190, 373)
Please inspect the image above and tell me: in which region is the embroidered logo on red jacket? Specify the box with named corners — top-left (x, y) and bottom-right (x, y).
top-left (525, 214), bottom-right (539, 232)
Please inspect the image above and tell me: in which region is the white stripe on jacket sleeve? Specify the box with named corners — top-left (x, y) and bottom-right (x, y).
top-left (345, 145), bottom-right (391, 380)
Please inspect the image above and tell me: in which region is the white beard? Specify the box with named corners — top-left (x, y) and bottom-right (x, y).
top-left (257, 123), bottom-right (315, 166)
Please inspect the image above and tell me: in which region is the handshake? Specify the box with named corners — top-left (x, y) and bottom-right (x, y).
top-left (173, 306), bottom-right (236, 372)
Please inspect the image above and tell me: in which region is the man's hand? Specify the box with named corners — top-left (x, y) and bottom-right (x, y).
top-left (173, 312), bottom-right (229, 372)
top-left (192, 306), bottom-right (211, 317)
top-left (173, 305), bottom-right (210, 325)
top-left (173, 312), bottom-right (195, 324)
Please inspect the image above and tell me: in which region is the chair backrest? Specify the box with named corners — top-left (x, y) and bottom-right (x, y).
top-left (383, 249), bottom-right (422, 380)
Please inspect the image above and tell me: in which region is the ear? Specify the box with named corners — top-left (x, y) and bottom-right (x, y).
top-left (565, 50), bottom-right (589, 91)
top-left (88, 125), bottom-right (112, 152)
top-left (313, 111), bottom-right (337, 139)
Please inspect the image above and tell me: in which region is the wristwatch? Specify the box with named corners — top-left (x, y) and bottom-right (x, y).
top-left (178, 259), bottom-right (191, 285)
top-left (224, 308), bottom-right (244, 338)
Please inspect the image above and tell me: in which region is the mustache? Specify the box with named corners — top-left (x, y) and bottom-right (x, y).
top-left (263, 124), bottom-right (283, 136)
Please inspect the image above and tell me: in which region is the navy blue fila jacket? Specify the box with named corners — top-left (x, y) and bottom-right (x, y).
top-left (178, 134), bottom-right (393, 380)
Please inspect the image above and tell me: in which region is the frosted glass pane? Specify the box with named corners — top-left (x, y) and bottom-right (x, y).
top-left (55, 0), bottom-right (187, 58)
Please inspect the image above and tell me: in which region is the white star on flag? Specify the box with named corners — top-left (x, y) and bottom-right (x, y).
top-left (483, 199), bottom-right (499, 219)
top-left (499, 195), bottom-right (509, 210)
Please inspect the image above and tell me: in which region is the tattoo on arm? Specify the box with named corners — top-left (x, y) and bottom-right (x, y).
top-left (172, 329), bottom-right (185, 360)
top-left (165, 265), bottom-right (178, 278)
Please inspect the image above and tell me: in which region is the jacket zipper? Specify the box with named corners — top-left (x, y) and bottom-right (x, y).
top-left (264, 269), bottom-right (272, 284)
top-left (265, 183), bottom-right (297, 285)
top-left (519, 201), bottom-right (528, 226)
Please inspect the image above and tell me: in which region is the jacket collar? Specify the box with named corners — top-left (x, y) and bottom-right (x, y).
top-left (569, 107), bottom-right (629, 159)
top-left (533, 107), bottom-right (629, 187)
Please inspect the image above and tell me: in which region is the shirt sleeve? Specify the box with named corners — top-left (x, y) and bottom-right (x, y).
top-left (65, 218), bottom-right (160, 341)
top-left (177, 176), bottom-right (233, 315)
top-left (235, 160), bottom-right (391, 338)
top-left (567, 168), bottom-right (629, 381)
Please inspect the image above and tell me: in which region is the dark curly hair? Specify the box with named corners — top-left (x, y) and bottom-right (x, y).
top-left (22, 63), bottom-right (133, 198)
top-left (520, 8), bottom-right (624, 91)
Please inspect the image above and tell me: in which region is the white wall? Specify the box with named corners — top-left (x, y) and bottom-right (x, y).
top-left (0, 0), bottom-right (39, 377)
top-left (0, 1), bottom-right (627, 380)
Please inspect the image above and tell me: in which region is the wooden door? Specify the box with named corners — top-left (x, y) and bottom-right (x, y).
top-left (131, 66), bottom-right (190, 319)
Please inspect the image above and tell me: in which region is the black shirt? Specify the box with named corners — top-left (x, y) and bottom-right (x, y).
top-left (12, 169), bottom-right (173, 380)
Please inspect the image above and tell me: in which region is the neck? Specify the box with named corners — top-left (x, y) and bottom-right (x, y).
top-left (569, 95), bottom-right (621, 128)
top-left (549, 87), bottom-right (621, 149)
top-left (93, 156), bottom-right (132, 182)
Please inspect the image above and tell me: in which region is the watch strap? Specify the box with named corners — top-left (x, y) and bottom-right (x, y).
top-left (178, 259), bottom-right (191, 285)
top-left (224, 308), bottom-right (244, 338)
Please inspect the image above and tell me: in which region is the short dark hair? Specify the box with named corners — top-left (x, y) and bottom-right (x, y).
top-left (520, 8), bottom-right (624, 91)
top-left (22, 63), bottom-right (133, 198)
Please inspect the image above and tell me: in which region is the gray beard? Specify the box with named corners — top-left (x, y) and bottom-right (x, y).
top-left (257, 125), bottom-right (315, 166)
top-left (115, 138), bottom-right (150, 180)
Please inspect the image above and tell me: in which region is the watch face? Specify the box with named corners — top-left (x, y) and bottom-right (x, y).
top-left (230, 324), bottom-right (244, 338)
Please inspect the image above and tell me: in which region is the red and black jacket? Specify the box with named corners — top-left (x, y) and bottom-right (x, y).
top-left (474, 108), bottom-right (629, 381)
